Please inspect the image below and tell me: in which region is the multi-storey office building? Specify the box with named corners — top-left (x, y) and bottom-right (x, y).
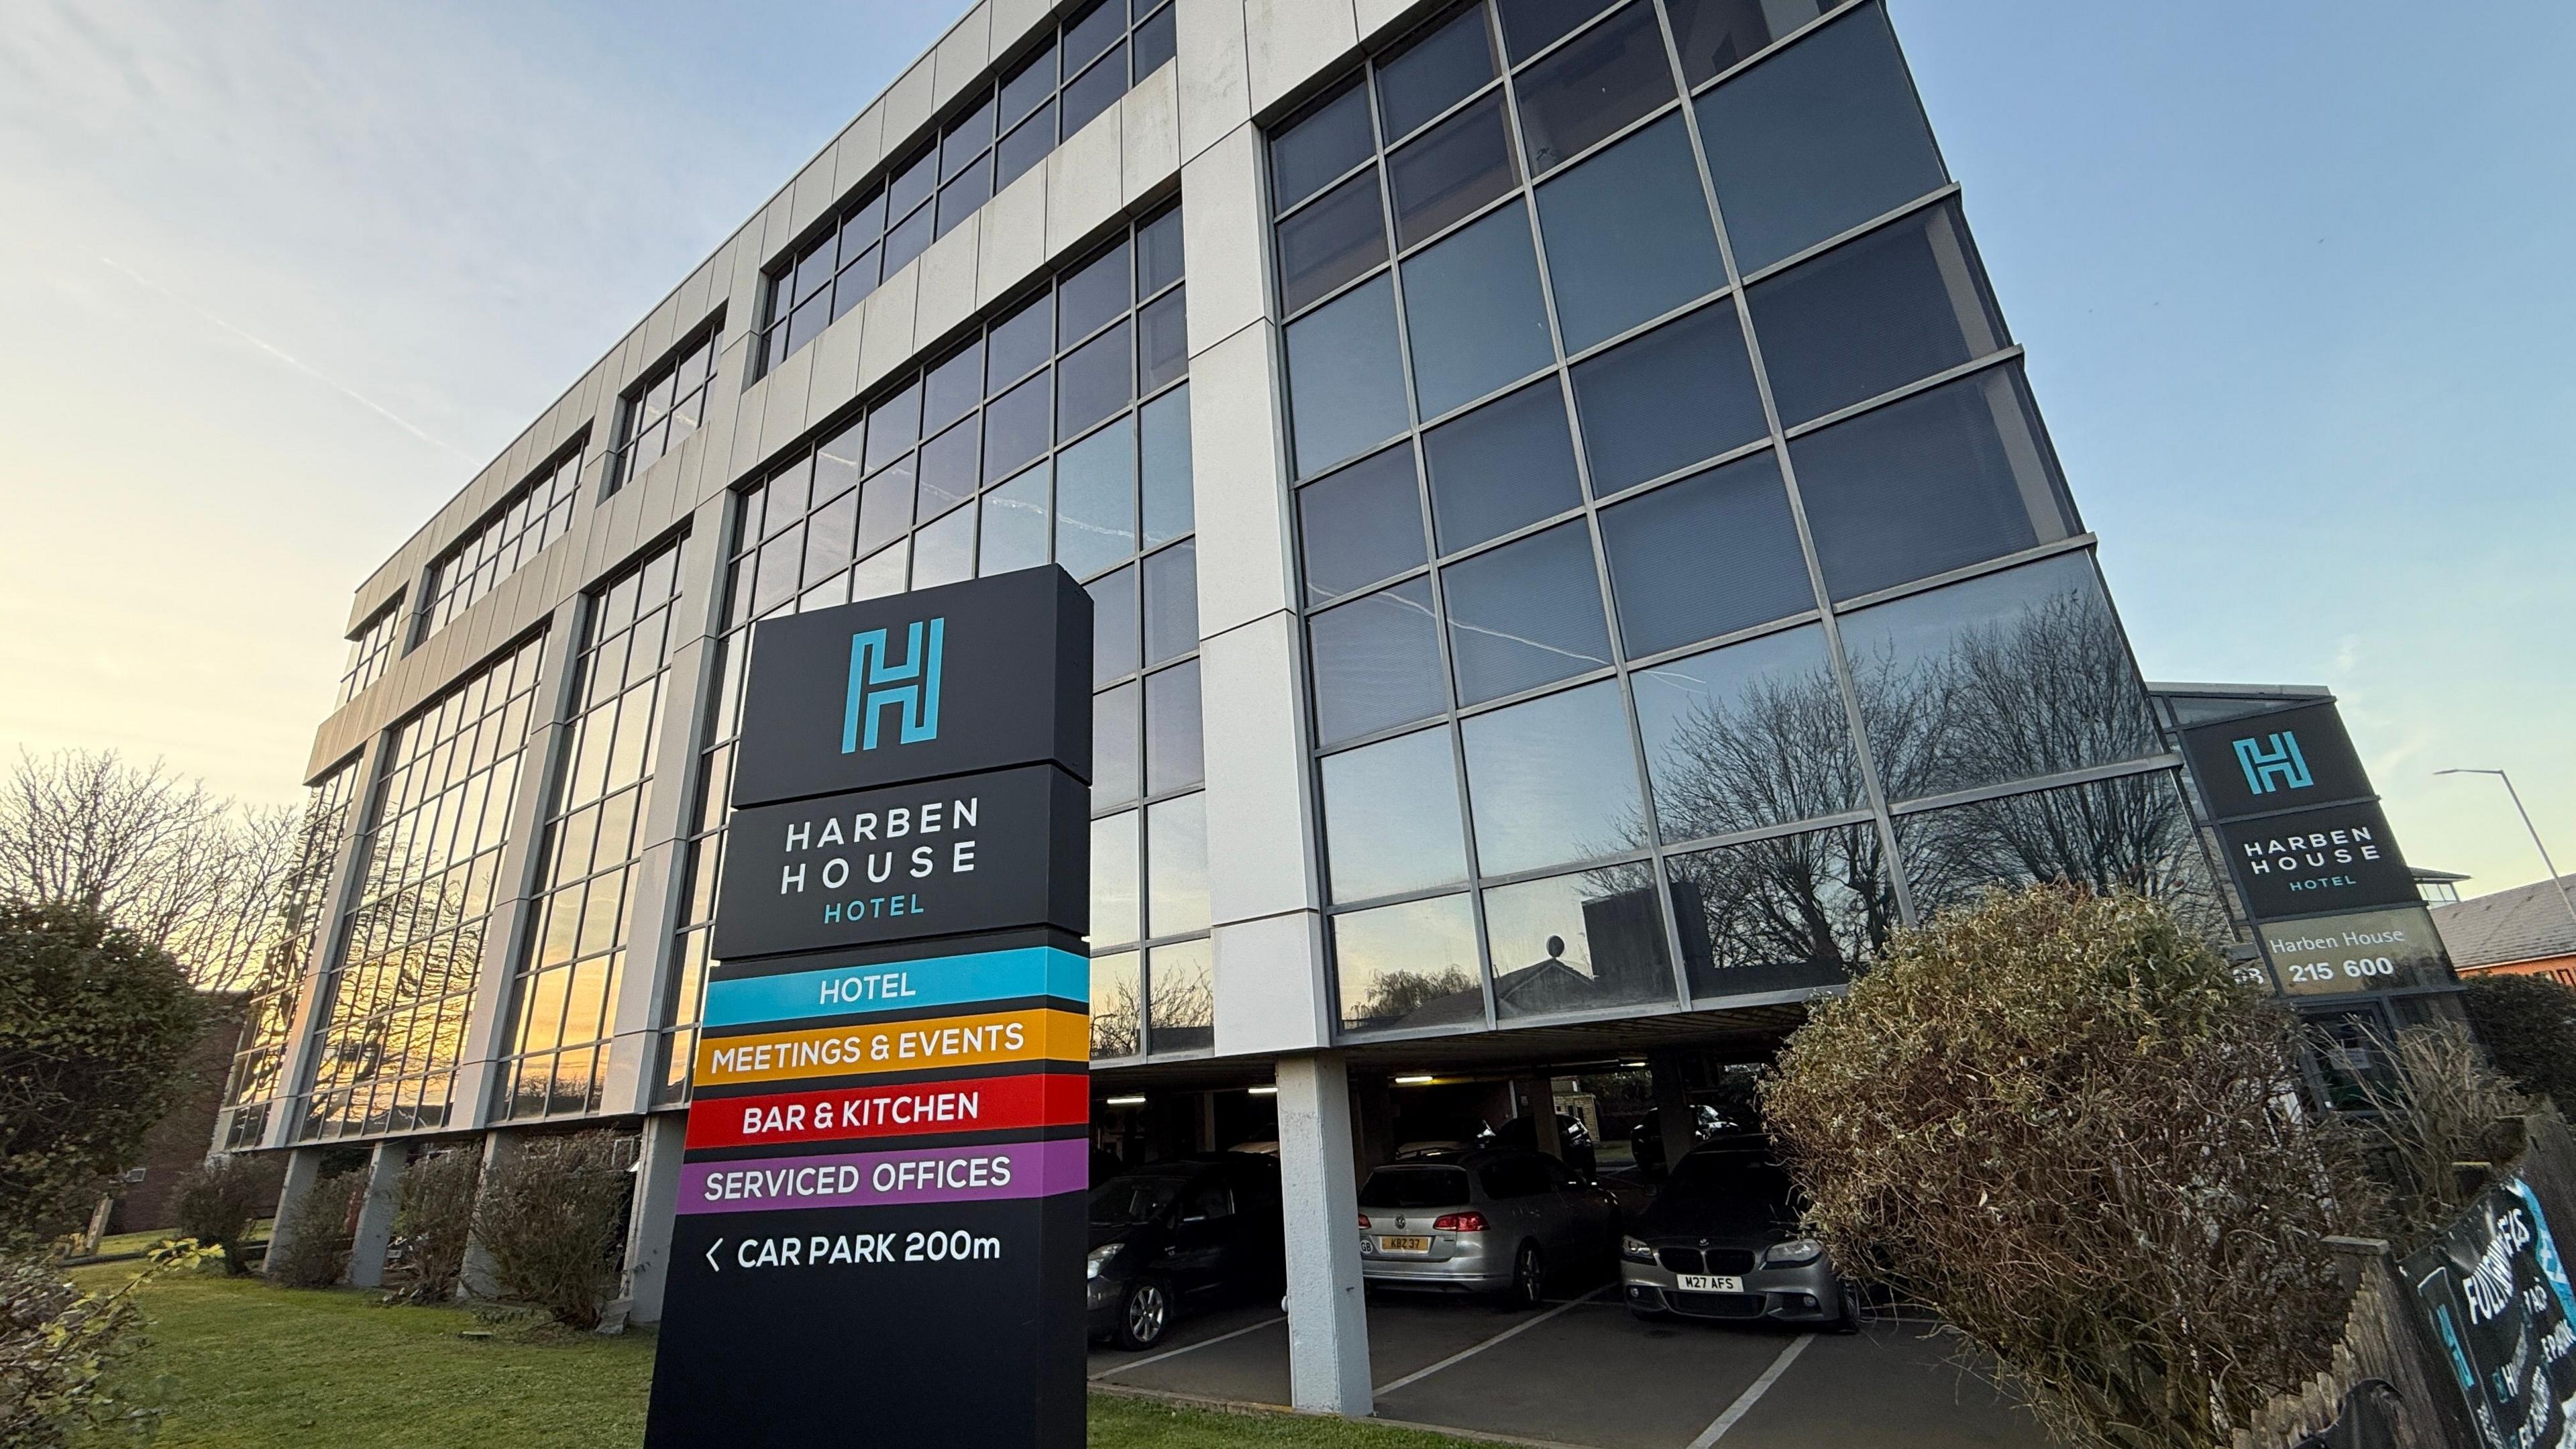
top-left (225, 0), bottom-right (2262, 1413)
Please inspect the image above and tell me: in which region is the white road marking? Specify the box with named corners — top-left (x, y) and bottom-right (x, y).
top-left (1374, 1286), bottom-right (1610, 1395)
top-left (1089, 1314), bottom-right (1287, 1380)
top-left (1686, 1334), bottom-right (1816, 1447)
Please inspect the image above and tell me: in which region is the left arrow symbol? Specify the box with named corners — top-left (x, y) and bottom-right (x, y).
top-left (706, 1238), bottom-right (724, 1272)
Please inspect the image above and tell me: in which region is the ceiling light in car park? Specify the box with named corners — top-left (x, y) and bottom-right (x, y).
top-left (1620, 1060), bottom-right (1648, 1068)
top-left (1247, 1085), bottom-right (1279, 1096)
top-left (1105, 1094), bottom-right (1146, 1106)
top-left (1394, 1075), bottom-right (1437, 1085)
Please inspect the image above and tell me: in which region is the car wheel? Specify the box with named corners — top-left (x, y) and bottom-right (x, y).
top-left (1505, 1242), bottom-right (1546, 1309)
top-left (1118, 1280), bottom-right (1172, 1350)
top-left (1829, 1281), bottom-right (1862, 1335)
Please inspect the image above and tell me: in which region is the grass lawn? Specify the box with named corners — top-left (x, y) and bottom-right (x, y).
top-left (67, 1265), bottom-right (1480, 1448)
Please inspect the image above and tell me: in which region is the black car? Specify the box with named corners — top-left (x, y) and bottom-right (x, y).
top-left (1087, 1153), bottom-right (1284, 1348)
top-left (1625, 1104), bottom-right (1733, 1175)
top-left (1619, 1147), bottom-right (1856, 1330)
top-left (1485, 1112), bottom-right (1597, 1173)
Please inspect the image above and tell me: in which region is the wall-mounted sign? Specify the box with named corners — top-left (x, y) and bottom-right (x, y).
top-left (2218, 800), bottom-right (2418, 920)
top-left (2402, 1177), bottom-right (2576, 1448)
top-left (646, 569), bottom-right (1090, 1449)
top-left (2180, 700), bottom-right (2371, 822)
top-left (2258, 904), bottom-right (2450, 996)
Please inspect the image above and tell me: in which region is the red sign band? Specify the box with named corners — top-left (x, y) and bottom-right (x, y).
top-left (685, 1071), bottom-right (1089, 1153)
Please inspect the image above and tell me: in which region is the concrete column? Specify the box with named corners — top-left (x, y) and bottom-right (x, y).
top-left (344, 1140), bottom-right (409, 1288)
top-left (1519, 1077), bottom-right (1563, 1159)
top-left (458, 1130), bottom-right (523, 1299)
top-left (619, 1112), bottom-right (688, 1324)
top-left (262, 1146), bottom-right (325, 1278)
top-left (1651, 1053), bottom-right (1697, 1175)
top-left (1276, 1052), bottom-right (1371, 1418)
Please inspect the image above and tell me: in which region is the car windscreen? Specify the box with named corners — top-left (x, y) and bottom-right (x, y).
top-left (1090, 1175), bottom-right (1187, 1226)
top-left (1358, 1167), bottom-right (1471, 1210)
top-left (1661, 1156), bottom-right (1796, 1232)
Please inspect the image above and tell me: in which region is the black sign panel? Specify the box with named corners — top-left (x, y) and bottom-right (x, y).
top-left (731, 566), bottom-right (1092, 809)
top-left (2180, 701), bottom-right (2372, 822)
top-left (2218, 800), bottom-right (2418, 920)
top-left (710, 763), bottom-right (1089, 961)
top-left (2402, 1178), bottom-right (2576, 1448)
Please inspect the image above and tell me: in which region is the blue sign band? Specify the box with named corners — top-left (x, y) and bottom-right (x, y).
top-left (704, 946), bottom-right (1087, 1027)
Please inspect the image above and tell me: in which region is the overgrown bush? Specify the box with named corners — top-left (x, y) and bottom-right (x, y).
top-left (172, 1156), bottom-right (277, 1276)
top-left (265, 1170), bottom-right (362, 1289)
top-left (0, 902), bottom-right (206, 1246)
top-left (391, 1147), bottom-right (479, 1303)
top-left (472, 1132), bottom-right (631, 1330)
top-left (2462, 972), bottom-right (2576, 1110)
top-left (2329, 1021), bottom-right (2535, 1248)
top-left (1, 1242), bottom-right (207, 1445)
top-left (1763, 885), bottom-right (2357, 1449)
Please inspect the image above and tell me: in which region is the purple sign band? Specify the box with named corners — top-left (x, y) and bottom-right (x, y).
top-left (677, 1136), bottom-right (1087, 1216)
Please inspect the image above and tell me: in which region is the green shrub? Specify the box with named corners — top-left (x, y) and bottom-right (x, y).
top-left (266, 1171), bottom-right (362, 1289)
top-left (472, 1132), bottom-right (631, 1330)
top-left (1762, 884), bottom-right (2357, 1449)
top-left (392, 1148), bottom-right (479, 1303)
top-left (1, 1242), bottom-right (208, 1445)
top-left (172, 1157), bottom-right (277, 1276)
top-left (2462, 972), bottom-right (2576, 1110)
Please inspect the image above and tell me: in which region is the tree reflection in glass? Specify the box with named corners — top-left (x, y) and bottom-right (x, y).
top-left (1666, 824), bottom-right (1894, 1002)
top-left (1631, 623), bottom-right (1858, 843)
top-left (1334, 894), bottom-right (1485, 1032)
top-left (1896, 771), bottom-right (2233, 943)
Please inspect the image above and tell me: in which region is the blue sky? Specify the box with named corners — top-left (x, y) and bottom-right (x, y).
top-left (0, 0), bottom-right (2567, 894)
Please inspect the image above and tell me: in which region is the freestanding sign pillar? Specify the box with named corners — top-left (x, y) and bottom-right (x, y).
top-left (644, 567), bottom-right (1091, 1448)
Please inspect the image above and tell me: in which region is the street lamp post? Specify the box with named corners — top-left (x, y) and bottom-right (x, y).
top-left (2436, 767), bottom-right (2576, 928)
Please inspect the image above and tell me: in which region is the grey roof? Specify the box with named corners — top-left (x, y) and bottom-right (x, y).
top-left (2431, 877), bottom-right (2576, 968)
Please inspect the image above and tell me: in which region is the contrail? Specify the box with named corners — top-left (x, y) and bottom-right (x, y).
top-left (97, 254), bottom-right (474, 463)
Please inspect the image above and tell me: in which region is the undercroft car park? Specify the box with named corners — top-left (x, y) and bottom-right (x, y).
top-left (204, 0), bottom-right (2475, 1443)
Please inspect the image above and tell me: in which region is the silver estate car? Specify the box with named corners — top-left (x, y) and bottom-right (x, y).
top-left (1620, 1148), bottom-right (1856, 1330)
top-left (1357, 1148), bottom-right (1619, 1306)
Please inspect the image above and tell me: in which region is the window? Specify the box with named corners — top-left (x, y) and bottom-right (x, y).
top-left (1895, 771), bottom-right (2230, 939)
top-left (218, 758), bottom-right (362, 1149)
top-left (337, 601), bottom-right (401, 708)
top-left (495, 539), bottom-right (686, 1122)
top-left (610, 321), bottom-right (722, 494)
top-left (662, 205), bottom-right (1197, 1094)
top-left (415, 445), bottom-right (583, 646)
top-left (299, 634), bottom-right (549, 1140)
top-left (756, 0), bottom-right (1180, 377)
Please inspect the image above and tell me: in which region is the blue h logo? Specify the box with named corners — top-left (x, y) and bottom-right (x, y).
top-left (2232, 731), bottom-right (2311, 795)
top-left (842, 618), bottom-right (944, 753)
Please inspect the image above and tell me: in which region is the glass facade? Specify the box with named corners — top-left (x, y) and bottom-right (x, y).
top-left (414, 447), bottom-right (582, 647)
top-left (1275, 0), bottom-right (2212, 1037)
top-left (217, 757), bottom-right (363, 1148)
top-left (610, 323), bottom-right (723, 496)
top-left (494, 539), bottom-right (686, 1120)
top-left (298, 635), bottom-right (548, 1138)
top-left (661, 203), bottom-right (1199, 1097)
top-left (337, 600), bottom-right (401, 708)
top-left (757, 0), bottom-right (1179, 377)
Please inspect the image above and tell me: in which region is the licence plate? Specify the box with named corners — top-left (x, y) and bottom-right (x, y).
top-left (1677, 1273), bottom-right (1743, 1293)
top-left (1378, 1236), bottom-right (1433, 1254)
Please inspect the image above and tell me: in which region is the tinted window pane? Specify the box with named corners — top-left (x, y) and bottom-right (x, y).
top-left (1309, 578), bottom-right (1446, 745)
top-left (926, 340), bottom-right (985, 431)
top-left (1461, 680), bottom-right (1644, 873)
top-left (1147, 794), bottom-right (1211, 936)
top-left (1143, 541), bottom-right (1197, 665)
top-left (1092, 950), bottom-right (1140, 1056)
top-left (813, 419), bottom-right (863, 502)
top-left (1423, 379), bottom-right (1580, 553)
top-left (1095, 680), bottom-right (1142, 809)
top-left (835, 250), bottom-right (878, 319)
top-left (841, 189), bottom-right (888, 250)
top-left (1286, 276), bottom-right (1410, 476)
top-left (856, 458), bottom-right (914, 556)
top-left (1377, 7), bottom-right (1497, 142)
top-left (1749, 203), bottom-right (2005, 424)
top-left (851, 540), bottom-right (908, 600)
top-left (980, 462), bottom-right (1052, 575)
top-left (1788, 366), bottom-right (2074, 600)
top-left (1144, 659), bottom-right (1203, 794)
top-left (1322, 727), bottom-right (1469, 902)
top-left (1056, 319), bottom-right (1134, 441)
top-left (1485, 868), bottom-right (1675, 1020)
top-left (1065, 0), bottom-right (1123, 72)
top-left (1091, 812), bottom-right (1141, 948)
top-left (1514, 3), bottom-right (1674, 174)
top-left (1277, 169), bottom-right (1389, 315)
top-left (1534, 116), bottom-right (1723, 352)
top-left (1148, 937), bottom-right (1212, 1053)
top-left (804, 488), bottom-right (858, 582)
top-left (1570, 300), bottom-right (1765, 494)
top-left (863, 382), bottom-right (920, 473)
top-left (1633, 624), bottom-right (1856, 841)
top-left (936, 166), bottom-right (991, 237)
top-left (1056, 419), bottom-right (1138, 580)
top-left (1335, 894), bottom-right (1483, 1033)
top-left (1090, 564), bottom-right (1140, 686)
top-left (882, 201), bottom-right (933, 274)
top-left (983, 368), bottom-right (1052, 482)
top-left (1002, 41), bottom-right (1057, 127)
top-left (1387, 96), bottom-right (1517, 250)
top-left (998, 104), bottom-right (1055, 189)
top-left (1399, 203), bottom-right (1554, 420)
top-left (1140, 386), bottom-right (1194, 547)
top-left (1063, 42), bottom-right (1128, 136)
top-left (1299, 445), bottom-right (1426, 604)
top-left (914, 417), bottom-right (980, 521)
top-left (1133, 3), bottom-right (1177, 77)
top-left (1272, 80), bottom-right (1376, 213)
top-left (912, 498), bottom-right (977, 587)
top-left (1669, 821), bottom-right (1889, 1002)
top-left (1495, 0), bottom-right (1619, 63)
top-left (1599, 451), bottom-right (1810, 655)
top-left (1896, 772), bottom-right (2230, 940)
top-left (1139, 286), bottom-right (1189, 392)
top-left (1664, 0), bottom-right (1829, 87)
top-left (944, 92), bottom-right (996, 177)
top-left (1837, 553), bottom-right (2159, 804)
top-left (1059, 241), bottom-right (1132, 347)
top-left (1695, 6), bottom-right (1946, 273)
top-left (1440, 521), bottom-right (1611, 704)
top-left (988, 293), bottom-right (1053, 390)
top-left (1138, 207), bottom-right (1185, 295)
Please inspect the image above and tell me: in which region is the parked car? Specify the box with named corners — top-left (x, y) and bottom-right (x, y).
top-left (1625, 1104), bottom-right (1733, 1175)
top-left (1487, 1112), bottom-right (1597, 1174)
top-left (1087, 1154), bottom-right (1285, 1350)
top-left (1619, 1147), bottom-right (1855, 1330)
top-left (1357, 1148), bottom-right (1619, 1307)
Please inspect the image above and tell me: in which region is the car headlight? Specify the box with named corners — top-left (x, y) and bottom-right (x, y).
top-left (1620, 1236), bottom-right (1656, 1265)
top-left (1086, 1244), bottom-right (1123, 1280)
top-left (1762, 1238), bottom-right (1823, 1267)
